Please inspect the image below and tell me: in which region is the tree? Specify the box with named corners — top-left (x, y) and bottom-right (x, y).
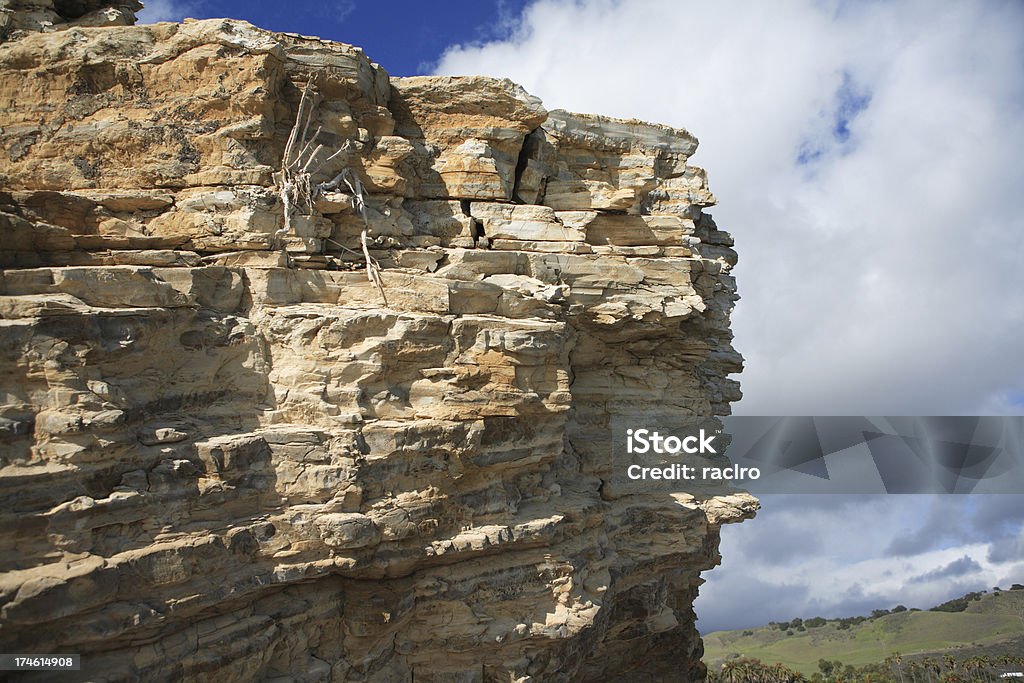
top-left (885, 652), bottom-right (905, 683)
top-left (819, 659), bottom-right (836, 677)
top-left (921, 658), bottom-right (940, 683)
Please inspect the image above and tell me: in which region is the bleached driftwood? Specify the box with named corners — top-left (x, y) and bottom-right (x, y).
top-left (277, 80), bottom-right (386, 303)
top-left (319, 167), bottom-right (387, 304)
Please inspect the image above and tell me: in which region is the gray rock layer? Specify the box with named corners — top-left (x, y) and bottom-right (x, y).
top-left (0, 18), bottom-right (757, 682)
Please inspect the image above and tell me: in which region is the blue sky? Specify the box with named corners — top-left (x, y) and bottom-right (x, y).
top-left (136, 0), bottom-right (1024, 632)
top-left (138, 0), bottom-right (528, 75)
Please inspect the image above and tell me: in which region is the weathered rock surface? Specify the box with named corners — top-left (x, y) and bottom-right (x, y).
top-left (0, 11), bottom-right (755, 682)
top-left (0, 0), bottom-right (141, 40)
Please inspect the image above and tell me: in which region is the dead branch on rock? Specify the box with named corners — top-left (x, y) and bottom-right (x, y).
top-left (277, 80), bottom-right (386, 304)
top-left (319, 168), bottom-right (387, 305)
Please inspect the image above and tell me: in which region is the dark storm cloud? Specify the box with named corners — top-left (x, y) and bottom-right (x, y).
top-left (969, 495), bottom-right (1024, 534)
top-left (910, 555), bottom-right (982, 583)
top-left (884, 495), bottom-right (1024, 558)
top-left (802, 584), bottom-right (886, 620)
top-left (988, 533), bottom-right (1024, 564)
top-left (884, 501), bottom-right (968, 557)
top-left (696, 576), bottom-right (810, 634)
top-left (740, 515), bottom-right (825, 566)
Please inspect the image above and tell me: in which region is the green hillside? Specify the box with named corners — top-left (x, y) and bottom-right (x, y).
top-left (703, 589), bottom-right (1024, 677)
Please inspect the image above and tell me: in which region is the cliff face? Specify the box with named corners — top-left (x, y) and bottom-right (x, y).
top-left (0, 10), bottom-right (756, 682)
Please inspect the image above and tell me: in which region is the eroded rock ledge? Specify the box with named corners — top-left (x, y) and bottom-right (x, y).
top-left (0, 15), bottom-right (757, 682)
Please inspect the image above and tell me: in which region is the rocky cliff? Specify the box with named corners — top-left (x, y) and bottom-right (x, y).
top-left (0, 6), bottom-right (757, 681)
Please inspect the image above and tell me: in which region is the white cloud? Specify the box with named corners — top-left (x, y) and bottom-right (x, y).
top-left (336, 0), bottom-right (356, 24)
top-left (136, 0), bottom-right (197, 23)
top-left (433, 0), bottom-right (1024, 630)
top-left (435, 0), bottom-right (1024, 416)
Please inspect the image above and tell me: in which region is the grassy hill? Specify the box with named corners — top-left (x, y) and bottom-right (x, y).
top-left (703, 589), bottom-right (1024, 676)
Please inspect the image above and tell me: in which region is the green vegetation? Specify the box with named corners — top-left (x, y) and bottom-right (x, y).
top-left (703, 588), bottom-right (1024, 679)
top-left (704, 652), bottom-right (1024, 682)
top-left (928, 591), bottom-right (986, 614)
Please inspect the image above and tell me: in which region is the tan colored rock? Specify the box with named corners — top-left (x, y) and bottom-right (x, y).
top-left (146, 186), bottom-right (284, 252)
top-left (471, 202), bottom-right (584, 242)
top-left (490, 238), bottom-right (594, 254)
top-left (583, 213), bottom-right (695, 247)
top-left (391, 76), bottom-right (548, 200)
top-left (405, 199), bottom-right (476, 247)
top-left (530, 109), bottom-right (713, 218)
top-left (0, 18), bottom-right (390, 191)
top-left (0, 14), bottom-right (752, 683)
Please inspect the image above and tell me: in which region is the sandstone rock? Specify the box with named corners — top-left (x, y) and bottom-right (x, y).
top-left (584, 213), bottom-right (694, 247)
top-left (405, 199), bottom-right (476, 247)
top-left (0, 13), bottom-right (753, 683)
top-left (138, 426), bottom-right (189, 446)
top-left (52, 265), bottom-right (193, 307)
top-left (391, 76), bottom-right (548, 200)
top-left (470, 202), bottom-right (584, 242)
top-left (315, 513), bottom-right (381, 549)
top-left (1, 1), bottom-right (140, 40)
top-left (537, 109), bottom-right (708, 215)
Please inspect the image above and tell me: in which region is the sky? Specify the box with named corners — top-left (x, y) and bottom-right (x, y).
top-left (136, 0), bottom-right (1024, 633)
top-left (136, 0), bottom-right (531, 75)
top-left (700, 493), bottom-right (1024, 632)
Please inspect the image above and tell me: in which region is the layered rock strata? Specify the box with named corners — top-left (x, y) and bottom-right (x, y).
top-left (0, 14), bottom-right (756, 682)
